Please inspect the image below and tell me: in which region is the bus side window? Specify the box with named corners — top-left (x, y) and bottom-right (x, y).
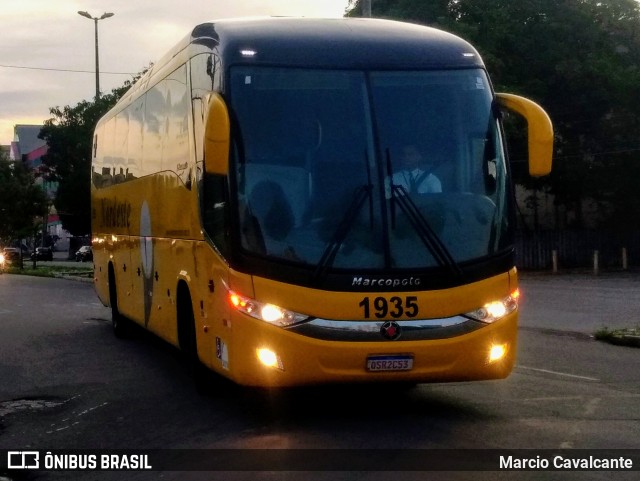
top-left (247, 181), bottom-right (295, 246)
top-left (243, 164), bottom-right (310, 228)
top-left (202, 174), bottom-right (229, 257)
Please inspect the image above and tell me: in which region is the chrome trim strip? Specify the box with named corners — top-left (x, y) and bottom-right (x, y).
top-left (287, 316), bottom-right (485, 342)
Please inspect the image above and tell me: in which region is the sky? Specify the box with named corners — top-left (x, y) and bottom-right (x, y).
top-left (0, 0), bottom-right (352, 146)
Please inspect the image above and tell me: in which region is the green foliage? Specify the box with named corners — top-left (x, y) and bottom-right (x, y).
top-left (594, 325), bottom-right (640, 348)
top-left (39, 97), bottom-right (114, 236)
top-left (347, 0), bottom-right (451, 23)
top-left (347, 0), bottom-right (640, 230)
top-left (0, 150), bottom-right (47, 243)
top-left (39, 73), bottom-right (146, 236)
top-left (3, 263), bottom-right (93, 278)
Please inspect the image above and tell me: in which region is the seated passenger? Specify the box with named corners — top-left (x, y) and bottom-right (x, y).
top-left (242, 181), bottom-right (295, 256)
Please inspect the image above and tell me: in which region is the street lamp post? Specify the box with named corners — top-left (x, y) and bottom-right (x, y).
top-left (77, 11), bottom-right (114, 100)
top-left (362, 0), bottom-right (372, 17)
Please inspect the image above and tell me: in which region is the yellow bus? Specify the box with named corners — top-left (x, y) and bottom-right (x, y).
top-left (91, 18), bottom-right (553, 387)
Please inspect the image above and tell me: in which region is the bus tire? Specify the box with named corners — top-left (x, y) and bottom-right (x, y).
top-left (109, 265), bottom-right (131, 338)
top-left (177, 284), bottom-right (210, 394)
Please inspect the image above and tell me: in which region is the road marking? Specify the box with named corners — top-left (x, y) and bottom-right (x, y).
top-left (521, 396), bottom-right (584, 402)
top-left (45, 401), bottom-right (108, 435)
top-left (516, 365), bottom-right (599, 382)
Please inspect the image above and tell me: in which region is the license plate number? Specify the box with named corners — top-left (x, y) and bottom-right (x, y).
top-left (366, 355), bottom-right (413, 372)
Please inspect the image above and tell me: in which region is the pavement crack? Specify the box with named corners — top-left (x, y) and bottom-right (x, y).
top-left (0, 395), bottom-right (79, 417)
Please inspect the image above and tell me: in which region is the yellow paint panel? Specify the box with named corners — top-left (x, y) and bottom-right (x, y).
top-left (251, 272), bottom-right (511, 321)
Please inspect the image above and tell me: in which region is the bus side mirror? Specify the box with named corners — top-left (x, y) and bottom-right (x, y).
top-left (204, 93), bottom-right (230, 175)
top-left (496, 93), bottom-right (554, 177)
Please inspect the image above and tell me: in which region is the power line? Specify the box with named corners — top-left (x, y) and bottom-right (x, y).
top-left (0, 63), bottom-right (135, 75)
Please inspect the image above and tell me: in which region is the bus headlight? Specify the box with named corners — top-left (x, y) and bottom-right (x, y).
top-left (466, 289), bottom-right (519, 324)
top-left (228, 291), bottom-right (309, 327)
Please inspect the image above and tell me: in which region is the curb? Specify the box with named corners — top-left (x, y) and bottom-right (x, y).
top-left (594, 330), bottom-right (640, 348)
top-left (607, 334), bottom-right (640, 348)
top-left (53, 273), bottom-right (94, 284)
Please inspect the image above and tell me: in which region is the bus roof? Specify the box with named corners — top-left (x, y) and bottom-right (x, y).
top-left (107, 17), bottom-right (485, 120)
top-left (189, 17), bottom-right (484, 70)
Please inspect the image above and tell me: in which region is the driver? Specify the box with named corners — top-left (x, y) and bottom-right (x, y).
top-left (390, 145), bottom-right (442, 194)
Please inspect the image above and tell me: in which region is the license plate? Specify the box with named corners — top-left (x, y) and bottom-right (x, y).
top-left (366, 355), bottom-right (413, 372)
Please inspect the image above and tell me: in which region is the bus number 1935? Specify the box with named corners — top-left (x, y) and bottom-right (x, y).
top-left (358, 296), bottom-right (419, 319)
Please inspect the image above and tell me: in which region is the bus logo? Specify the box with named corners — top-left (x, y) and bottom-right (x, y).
top-left (380, 321), bottom-right (402, 340)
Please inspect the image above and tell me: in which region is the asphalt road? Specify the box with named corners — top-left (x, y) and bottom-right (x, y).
top-left (0, 273), bottom-right (638, 481)
top-left (519, 271), bottom-right (640, 333)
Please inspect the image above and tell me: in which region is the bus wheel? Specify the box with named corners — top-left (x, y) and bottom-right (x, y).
top-left (177, 285), bottom-right (210, 393)
top-left (109, 266), bottom-right (130, 338)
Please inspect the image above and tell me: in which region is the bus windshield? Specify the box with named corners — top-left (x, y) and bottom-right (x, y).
top-left (228, 67), bottom-right (510, 273)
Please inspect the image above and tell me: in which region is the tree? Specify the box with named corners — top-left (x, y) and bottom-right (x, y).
top-left (39, 73), bottom-right (146, 236)
top-left (347, 0), bottom-right (452, 25)
top-left (347, 0), bottom-right (640, 230)
top-left (0, 150), bottom-right (47, 244)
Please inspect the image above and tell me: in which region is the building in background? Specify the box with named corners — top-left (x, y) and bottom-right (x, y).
top-left (9, 124), bottom-right (70, 252)
top-left (9, 125), bottom-right (45, 162)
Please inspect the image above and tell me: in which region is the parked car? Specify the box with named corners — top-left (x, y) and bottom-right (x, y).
top-left (75, 245), bottom-right (93, 262)
top-left (2, 247), bottom-right (21, 264)
top-left (31, 247), bottom-right (53, 261)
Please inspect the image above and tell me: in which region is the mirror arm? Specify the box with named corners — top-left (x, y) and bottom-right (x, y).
top-left (496, 93), bottom-right (554, 177)
top-left (204, 93), bottom-right (231, 175)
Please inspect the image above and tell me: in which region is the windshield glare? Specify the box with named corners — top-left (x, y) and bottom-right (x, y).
top-left (228, 67), bottom-right (509, 272)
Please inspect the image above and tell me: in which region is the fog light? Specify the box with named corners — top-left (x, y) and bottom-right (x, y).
top-left (489, 344), bottom-right (507, 363)
top-left (257, 348), bottom-right (283, 370)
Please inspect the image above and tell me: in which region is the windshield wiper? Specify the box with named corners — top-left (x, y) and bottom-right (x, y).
top-left (391, 185), bottom-right (464, 278)
top-left (313, 184), bottom-right (372, 281)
